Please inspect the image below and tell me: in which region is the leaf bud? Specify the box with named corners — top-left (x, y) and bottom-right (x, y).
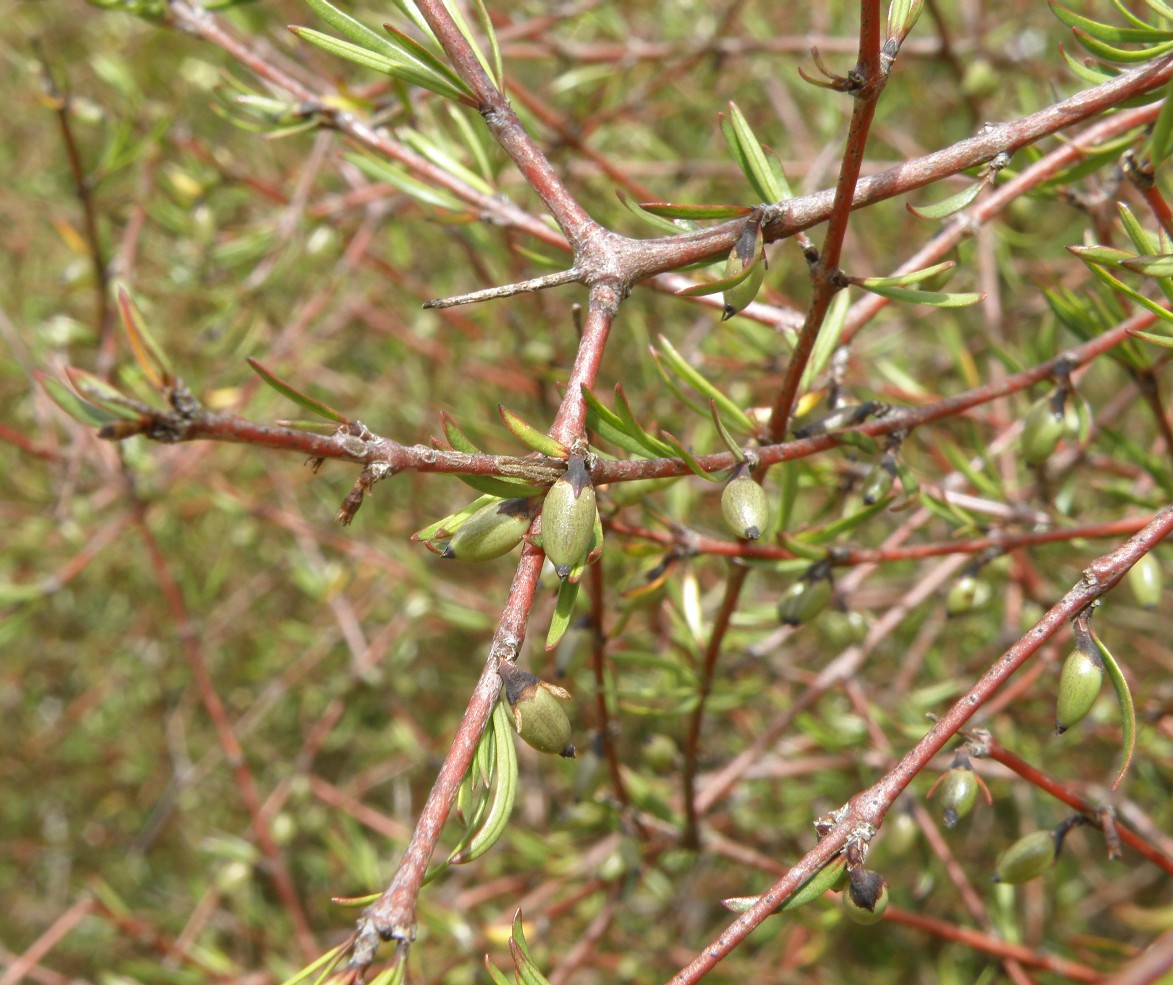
top-left (721, 212), bottom-right (766, 320)
top-left (993, 829), bottom-right (1057, 884)
top-left (946, 574), bottom-right (991, 616)
top-left (1127, 552), bottom-right (1162, 610)
top-left (498, 661), bottom-right (575, 758)
top-left (1055, 646), bottom-right (1103, 735)
top-left (1021, 392), bottom-right (1066, 465)
top-left (441, 498), bottom-right (535, 562)
top-left (778, 574), bottom-right (833, 626)
top-left (541, 455), bottom-right (598, 579)
top-left (841, 868), bottom-right (888, 925)
top-left (721, 471), bottom-right (769, 540)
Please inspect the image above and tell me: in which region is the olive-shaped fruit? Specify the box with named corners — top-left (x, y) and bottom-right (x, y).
top-left (1127, 552), bottom-right (1162, 610)
top-left (993, 830), bottom-right (1057, 884)
top-left (938, 765), bottom-right (979, 829)
top-left (541, 455), bottom-right (597, 579)
top-left (1022, 394), bottom-right (1065, 465)
top-left (441, 498), bottom-right (535, 562)
top-left (841, 868), bottom-right (889, 925)
top-left (1055, 647), bottom-right (1103, 735)
top-left (498, 662), bottom-right (575, 758)
top-left (778, 576), bottom-right (833, 626)
top-left (721, 473), bottom-right (769, 540)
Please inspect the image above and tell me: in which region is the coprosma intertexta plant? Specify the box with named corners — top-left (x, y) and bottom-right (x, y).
top-left (17, 0), bottom-right (1173, 982)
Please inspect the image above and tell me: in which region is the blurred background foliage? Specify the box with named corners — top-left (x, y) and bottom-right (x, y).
top-left (2, 0), bottom-right (1172, 983)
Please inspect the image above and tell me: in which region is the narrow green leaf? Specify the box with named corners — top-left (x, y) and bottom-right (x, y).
top-left (274, 941), bottom-right (349, 985)
top-left (723, 856), bottom-right (847, 914)
top-left (761, 145), bottom-right (793, 200)
top-left (582, 386), bottom-right (660, 458)
top-left (1130, 328), bottom-right (1173, 347)
top-left (709, 399), bottom-right (745, 461)
top-left (1068, 26), bottom-right (1173, 63)
top-left (453, 470), bottom-right (546, 499)
top-left (648, 348), bottom-right (712, 419)
top-left (498, 406), bottom-right (569, 458)
top-left (40, 373), bottom-right (123, 427)
top-left (908, 182), bottom-right (984, 219)
top-left (440, 411), bottom-right (481, 454)
top-left (401, 127), bottom-right (493, 197)
top-left (854, 261), bottom-right (956, 289)
top-left (722, 101), bottom-right (783, 202)
top-left (346, 152), bottom-right (464, 212)
top-left (639, 202), bottom-right (751, 220)
top-left (1067, 244), bottom-right (1134, 266)
top-left (675, 252), bottom-right (762, 298)
top-left (613, 383), bottom-right (675, 457)
top-left (1050, 1), bottom-right (1173, 43)
top-left (63, 368), bottom-right (149, 420)
top-left (1117, 203), bottom-right (1159, 255)
top-left (800, 291), bottom-right (849, 396)
top-left (652, 335), bottom-right (757, 434)
top-left (801, 498), bottom-right (891, 544)
top-left (438, 0), bottom-right (499, 96)
top-left (472, 0), bottom-right (504, 90)
top-left (115, 283), bottom-right (174, 389)
top-left (289, 25), bottom-right (472, 103)
top-left (483, 957), bottom-right (512, 985)
top-left (1120, 254), bottom-right (1173, 276)
top-left (659, 430), bottom-right (722, 482)
top-left (446, 103), bottom-right (495, 188)
top-left (1060, 43), bottom-right (1120, 84)
top-left (777, 461), bottom-right (798, 531)
top-left (246, 357), bottom-right (349, 423)
top-left (1078, 257), bottom-right (1173, 326)
top-left (859, 284), bottom-right (983, 307)
top-left (1089, 624), bottom-right (1135, 790)
top-left (1143, 0), bottom-right (1173, 22)
top-left (615, 189), bottom-right (694, 235)
top-left (546, 578), bottom-right (580, 650)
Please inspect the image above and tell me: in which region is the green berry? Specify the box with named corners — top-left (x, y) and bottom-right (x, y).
top-left (721, 473), bottom-right (769, 540)
top-left (1055, 647), bottom-right (1103, 735)
top-left (993, 830), bottom-right (1057, 884)
top-left (441, 498), bottom-right (535, 562)
top-left (541, 455), bottom-right (597, 579)
top-left (938, 764), bottom-right (979, 829)
top-left (1022, 393), bottom-right (1066, 465)
top-left (498, 662), bottom-right (575, 758)
top-left (841, 868), bottom-right (888, 925)
top-left (778, 576), bottom-right (833, 626)
top-left (1127, 553), bottom-right (1162, 610)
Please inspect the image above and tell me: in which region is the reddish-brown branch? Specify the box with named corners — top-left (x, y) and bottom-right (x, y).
top-left (0, 897), bottom-right (95, 985)
top-left (884, 907), bottom-right (1104, 983)
top-left (414, 0), bottom-right (599, 247)
top-left (351, 546), bottom-right (545, 965)
top-left (667, 507), bottom-right (1173, 984)
top-left (984, 739), bottom-right (1173, 877)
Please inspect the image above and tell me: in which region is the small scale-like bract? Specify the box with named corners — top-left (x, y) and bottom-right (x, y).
top-left (1127, 552), bottom-right (1162, 610)
top-left (498, 661), bottom-right (574, 758)
top-left (993, 830), bottom-right (1057, 884)
top-left (721, 473), bottom-right (769, 540)
top-left (1055, 647), bottom-right (1103, 735)
top-left (441, 498), bottom-right (535, 562)
top-left (541, 455), bottom-right (597, 578)
top-left (841, 868), bottom-right (888, 925)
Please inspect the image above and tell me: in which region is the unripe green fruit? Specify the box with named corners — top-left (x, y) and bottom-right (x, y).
top-left (946, 574), bottom-right (991, 616)
top-left (861, 460), bottom-right (895, 505)
top-left (993, 830), bottom-right (1056, 884)
top-left (778, 576), bottom-right (833, 626)
top-left (1022, 394), bottom-right (1066, 465)
top-left (441, 498), bottom-right (535, 562)
top-left (938, 765), bottom-right (979, 829)
top-left (721, 214), bottom-right (766, 320)
top-left (1127, 553), bottom-right (1162, 610)
top-left (842, 868), bottom-right (888, 925)
top-left (541, 455), bottom-right (597, 579)
top-left (498, 661), bottom-right (575, 758)
top-left (1055, 647), bottom-right (1103, 735)
top-left (721, 473), bottom-right (769, 540)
